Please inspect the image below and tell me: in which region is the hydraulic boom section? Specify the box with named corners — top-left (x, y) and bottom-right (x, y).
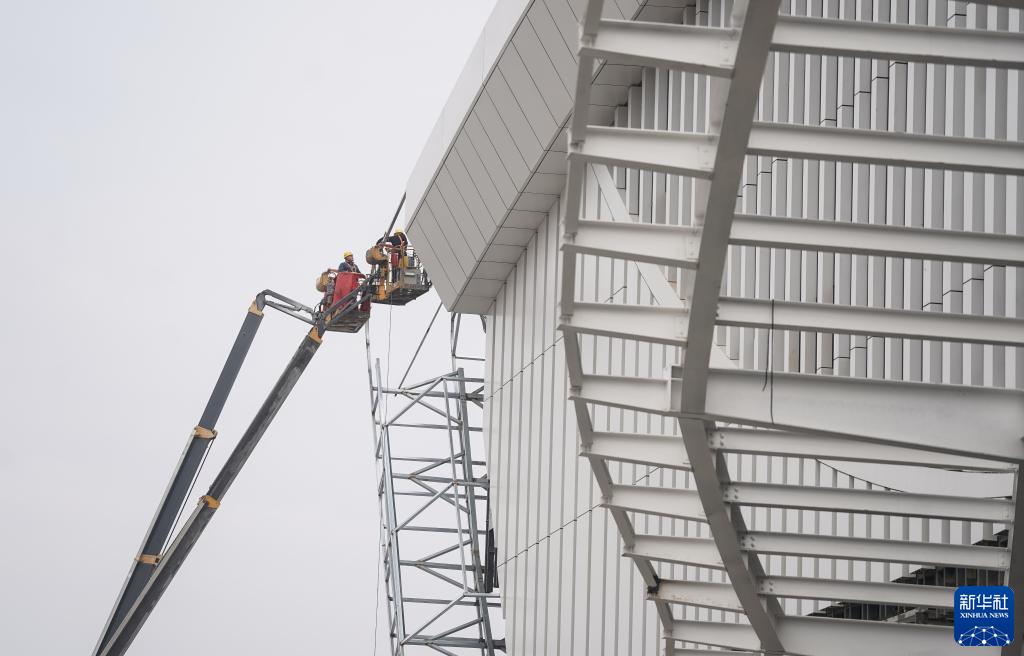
top-left (94, 278), bottom-right (377, 656)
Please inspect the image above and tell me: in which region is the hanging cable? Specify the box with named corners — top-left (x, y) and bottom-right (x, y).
top-left (397, 301), bottom-right (442, 388)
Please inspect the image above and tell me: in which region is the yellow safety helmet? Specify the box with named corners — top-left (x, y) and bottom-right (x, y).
top-left (343, 250), bottom-right (353, 258)
top-left (395, 228), bottom-right (405, 235)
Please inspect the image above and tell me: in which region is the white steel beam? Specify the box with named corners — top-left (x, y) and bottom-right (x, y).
top-left (560, 2), bottom-right (671, 632)
top-left (632, 530), bottom-right (1009, 571)
top-left (663, 651), bottom-right (750, 656)
top-left (583, 432), bottom-right (691, 470)
top-left (568, 126), bottom-right (718, 178)
top-left (658, 576), bottom-right (955, 610)
top-left (760, 577), bottom-right (955, 608)
top-left (624, 534), bottom-right (725, 570)
top-left (576, 371), bottom-right (1024, 463)
top-left (668, 620), bottom-right (759, 651)
top-left (559, 302), bottom-right (689, 347)
top-left (710, 427), bottom-right (1008, 472)
top-left (669, 596), bottom-right (982, 652)
top-left (563, 219), bottom-right (701, 268)
top-left (740, 532), bottom-right (1010, 570)
top-left (1004, 471), bottom-right (1024, 656)
top-left (669, 2), bottom-right (786, 651)
top-left (776, 615), bottom-right (968, 656)
top-left (716, 297), bottom-right (1024, 347)
top-left (573, 373), bottom-right (669, 414)
top-left (653, 579), bottom-right (744, 612)
top-left (702, 368), bottom-right (1024, 463)
top-left (748, 122), bottom-right (1024, 176)
top-left (603, 484), bottom-right (707, 522)
top-left (772, 15), bottom-right (1024, 69)
top-left (723, 482), bottom-right (1014, 523)
top-left (565, 0), bottom-right (615, 236)
top-left (582, 20), bottom-right (739, 75)
top-left (730, 213), bottom-right (1024, 267)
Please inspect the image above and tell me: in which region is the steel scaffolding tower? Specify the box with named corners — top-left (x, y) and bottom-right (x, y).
top-left (366, 311), bottom-right (503, 655)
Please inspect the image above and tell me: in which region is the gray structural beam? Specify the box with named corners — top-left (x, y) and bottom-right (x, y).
top-left (98, 328), bottom-right (324, 656)
top-left (94, 299), bottom-right (266, 655)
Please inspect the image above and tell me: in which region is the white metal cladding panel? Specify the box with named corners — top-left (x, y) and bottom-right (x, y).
top-left (486, 188), bottom-right (682, 655)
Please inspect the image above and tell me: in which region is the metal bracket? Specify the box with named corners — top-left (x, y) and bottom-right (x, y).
top-left (192, 426), bottom-right (217, 440)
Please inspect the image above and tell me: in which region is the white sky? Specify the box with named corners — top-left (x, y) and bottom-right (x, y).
top-left (0, 1), bottom-right (496, 653)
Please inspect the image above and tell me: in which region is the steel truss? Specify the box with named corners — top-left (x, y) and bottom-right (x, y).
top-left (561, 2), bottom-right (1024, 655)
top-left (367, 312), bottom-right (503, 655)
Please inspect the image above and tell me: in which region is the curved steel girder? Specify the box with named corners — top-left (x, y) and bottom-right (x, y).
top-left (669, 1), bottom-right (785, 653)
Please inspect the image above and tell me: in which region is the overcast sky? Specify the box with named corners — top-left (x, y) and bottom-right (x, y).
top-left (0, 2), bottom-right (495, 653)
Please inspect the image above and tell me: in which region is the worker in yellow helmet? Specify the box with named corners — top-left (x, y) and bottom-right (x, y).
top-left (383, 229), bottom-right (409, 283)
top-left (339, 250), bottom-right (361, 274)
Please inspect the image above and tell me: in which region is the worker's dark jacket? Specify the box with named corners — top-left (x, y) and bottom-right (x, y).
top-left (386, 234), bottom-right (409, 249)
top-left (339, 261), bottom-right (361, 273)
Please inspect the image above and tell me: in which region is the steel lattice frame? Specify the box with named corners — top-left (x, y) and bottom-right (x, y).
top-left (366, 313), bottom-right (503, 655)
top-left (559, 1), bottom-right (1024, 654)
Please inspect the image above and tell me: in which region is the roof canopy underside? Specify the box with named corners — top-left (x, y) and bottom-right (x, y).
top-left (405, 0), bottom-right (684, 314)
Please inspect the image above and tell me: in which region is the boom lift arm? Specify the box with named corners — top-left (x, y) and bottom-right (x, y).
top-left (94, 283), bottom-right (371, 656)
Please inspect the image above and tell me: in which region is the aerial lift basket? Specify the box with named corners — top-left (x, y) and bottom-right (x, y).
top-left (373, 247), bottom-right (432, 306)
top-left (322, 271), bottom-right (371, 332)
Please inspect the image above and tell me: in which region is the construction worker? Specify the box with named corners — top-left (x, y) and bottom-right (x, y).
top-left (384, 229), bottom-right (409, 283)
top-left (339, 250), bottom-right (361, 274)
top-left (385, 228), bottom-right (409, 251)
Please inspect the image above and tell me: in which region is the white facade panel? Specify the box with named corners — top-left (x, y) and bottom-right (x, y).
top-left (474, 260), bottom-right (518, 280)
top-left (486, 73), bottom-right (545, 165)
top-left (486, 193), bottom-right (673, 655)
top-left (434, 165), bottom-right (491, 251)
top-left (424, 185), bottom-right (483, 267)
top-left (475, 89), bottom-right (533, 188)
top-left (512, 14), bottom-right (573, 118)
top-left (452, 131), bottom-right (508, 229)
top-left (421, 194), bottom-right (475, 279)
top-left (406, 216), bottom-right (457, 300)
top-left (445, 145), bottom-right (503, 233)
top-left (498, 47), bottom-right (560, 139)
top-left (463, 113), bottom-right (520, 205)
